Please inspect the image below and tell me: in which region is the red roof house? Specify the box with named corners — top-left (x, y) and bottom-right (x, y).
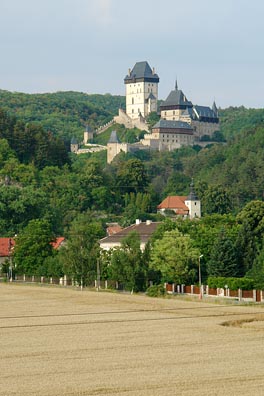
top-left (0, 238), bottom-right (15, 264)
top-left (51, 237), bottom-right (65, 250)
top-left (157, 196), bottom-right (189, 216)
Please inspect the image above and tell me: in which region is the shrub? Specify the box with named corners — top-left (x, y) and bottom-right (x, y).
top-left (207, 276), bottom-right (255, 290)
top-left (146, 284), bottom-right (165, 297)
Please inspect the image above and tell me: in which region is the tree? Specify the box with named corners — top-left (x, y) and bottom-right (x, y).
top-left (246, 244), bottom-right (264, 289)
top-left (60, 214), bottom-right (104, 288)
top-left (236, 200), bottom-right (264, 274)
top-left (13, 219), bottom-right (55, 276)
top-left (122, 192), bottom-right (151, 225)
top-left (116, 158), bottom-right (149, 195)
top-left (202, 185), bottom-right (232, 215)
top-left (207, 229), bottom-right (239, 277)
top-left (108, 231), bottom-right (146, 292)
top-left (150, 229), bottom-right (200, 284)
top-left (146, 112), bottom-right (160, 129)
top-left (0, 138), bottom-right (16, 168)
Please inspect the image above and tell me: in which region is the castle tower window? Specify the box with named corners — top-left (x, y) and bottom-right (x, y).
top-left (132, 98), bottom-right (134, 104)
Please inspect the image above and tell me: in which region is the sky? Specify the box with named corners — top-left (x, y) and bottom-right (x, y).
top-left (0, 0), bottom-right (264, 108)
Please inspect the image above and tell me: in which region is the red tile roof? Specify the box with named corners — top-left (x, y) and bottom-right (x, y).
top-left (51, 237), bottom-right (65, 250)
top-left (157, 196), bottom-right (189, 214)
top-left (0, 237), bottom-right (65, 256)
top-left (0, 238), bottom-right (15, 257)
top-left (107, 225), bottom-right (123, 236)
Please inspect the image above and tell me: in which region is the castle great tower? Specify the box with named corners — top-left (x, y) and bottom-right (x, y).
top-left (124, 61), bottom-right (159, 119)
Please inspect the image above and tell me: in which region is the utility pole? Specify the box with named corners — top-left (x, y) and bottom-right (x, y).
top-left (199, 254), bottom-right (203, 299)
top-left (96, 258), bottom-right (100, 292)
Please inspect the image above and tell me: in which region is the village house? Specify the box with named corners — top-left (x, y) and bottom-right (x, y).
top-left (157, 182), bottom-right (201, 219)
top-left (0, 237), bottom-right (65, 271)
top-left (99, 220), bottom-right (161, 252)
top-left (0, 238), bottom-right (15, 267)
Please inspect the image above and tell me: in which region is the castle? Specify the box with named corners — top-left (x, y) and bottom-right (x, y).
top-left (108, 61), bottom-right (220, 163)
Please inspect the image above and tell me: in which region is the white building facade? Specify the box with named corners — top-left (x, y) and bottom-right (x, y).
top-left (124, 61), bottom-right (159, 119)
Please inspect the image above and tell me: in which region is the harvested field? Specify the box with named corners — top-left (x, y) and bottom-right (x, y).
top-left (0, 284), bottom-right (264, 396)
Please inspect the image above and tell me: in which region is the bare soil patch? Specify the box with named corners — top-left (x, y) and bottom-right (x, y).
top-left (0, 284), bottom-right (264, 395)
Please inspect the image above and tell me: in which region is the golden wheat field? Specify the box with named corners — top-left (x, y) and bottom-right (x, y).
top-left (0, 284), bottom-right (264, 396)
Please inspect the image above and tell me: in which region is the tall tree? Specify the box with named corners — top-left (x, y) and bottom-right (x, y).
top-left (13, 219), bottom-right (55, 276)
top-left (116, 158), bottom-right (149, 195)
top-left (207, 229), bottom-right (239, 277)
top-left (246, 244), bottom-right (264, 289)
top-left (108, 231), bottom-right (146, 292)
top-left (60, 214), bottom-right (104, 288)
top-left (236, 200), bottom-right (264, 274)
top-left (202, 185), bottom-right (232, 215)
top-left (150, 229), bottom-right (200, 284)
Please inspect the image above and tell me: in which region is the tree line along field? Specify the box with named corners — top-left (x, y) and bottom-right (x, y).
top-left (0, 284), bottom-right (264, 396)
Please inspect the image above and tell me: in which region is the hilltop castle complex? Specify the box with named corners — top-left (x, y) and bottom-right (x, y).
top-left (107, 61), bottom-right (220, 163)
top-left (71, 61), bottom-right (220, 162)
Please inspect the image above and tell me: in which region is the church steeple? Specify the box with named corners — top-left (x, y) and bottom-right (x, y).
top-left (212, 100), bottom-right (218, 117)
top-left (187, 179), bottom-right (198, 201)
top-left (184, 179), bottom-right (201, 218)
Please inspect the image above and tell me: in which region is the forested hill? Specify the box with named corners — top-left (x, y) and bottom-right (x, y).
top-left (1, 89), bottom-right (264, 142)
top-left (219, 106), bottom-right (264, 138)
top-left (0, 90), bottom-right (125, 141)
top-left (1, 88), bottom-right (264, 212)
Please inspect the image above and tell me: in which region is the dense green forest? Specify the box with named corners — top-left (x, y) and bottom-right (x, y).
top-left (1, 90), bottom-right (264, 290)
top-left (0, 90), bottom-right (125, 142)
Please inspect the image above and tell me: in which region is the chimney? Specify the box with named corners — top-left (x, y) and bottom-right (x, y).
top-left (152, 67), bottom-right (155, 75)
top-left (128, 68), bottom-right (131, 76)
top-left (135, 219), bottom-right (141, 225)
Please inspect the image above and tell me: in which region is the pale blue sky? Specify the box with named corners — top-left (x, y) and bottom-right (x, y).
top-left (0, 0), bottom-right (264, 108)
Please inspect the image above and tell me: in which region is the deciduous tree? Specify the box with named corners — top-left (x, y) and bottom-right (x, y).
top-left (150, 229), bottom-right (200, 284)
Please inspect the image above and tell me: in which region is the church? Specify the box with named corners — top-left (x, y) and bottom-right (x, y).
top-left (108, 61), bottom-right (220, 163)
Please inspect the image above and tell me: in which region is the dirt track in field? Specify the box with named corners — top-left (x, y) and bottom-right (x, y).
top-left (0, 284), bottom-right (263, 395)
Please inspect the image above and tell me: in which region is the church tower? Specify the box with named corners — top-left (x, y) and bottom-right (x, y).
top-left (184, 180), bottom-right (201, 219)
top-left (124, 61), bottom-right (159, 119)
